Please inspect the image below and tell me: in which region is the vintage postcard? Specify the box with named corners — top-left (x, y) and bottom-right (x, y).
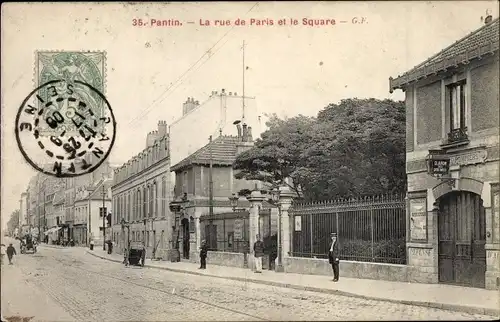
top-left (1, 2), bottom-right (499, 321)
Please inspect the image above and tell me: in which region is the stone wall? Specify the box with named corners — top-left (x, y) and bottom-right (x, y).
top-left (283, 257), bottom-right (409, 282)
top-left (188, 250), bottom-right (247, 268)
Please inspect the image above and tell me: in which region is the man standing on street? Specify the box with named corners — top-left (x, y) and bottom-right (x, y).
top-left (6, 243), bottom-right (17, 265)
top-left (199, 240), bottom-right (208, 269)
top-left (253, 234), bottom-right (265, 273)
top-left (328, 232), bottom-right (340, 282)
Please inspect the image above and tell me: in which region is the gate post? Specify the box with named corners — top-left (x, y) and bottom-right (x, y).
top-left (247, 189), bottom-right (265, 271)
top-left (279, 185), bottom-right (295, 261)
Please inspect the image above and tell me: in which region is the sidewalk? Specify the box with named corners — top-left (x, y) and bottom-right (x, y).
top-left (86, 248), bottom-right (499, 317)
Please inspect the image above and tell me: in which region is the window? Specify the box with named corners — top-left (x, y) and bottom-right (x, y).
top-left (154, 182), bottom-right (158, 217)
top-left (183, 172), bottom-right (188, 193)
top-left (128, 192), bottom-right (131, 222)
top-left (149, 185), bottom-right (154, 217)
top-left (447, 81), bottom-right (468, 143)
top-left (143, 187), bottom-right (147, 218)
top-left (162, 177), bottom-right (167, 217)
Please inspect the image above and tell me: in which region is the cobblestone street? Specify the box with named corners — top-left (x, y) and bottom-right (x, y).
top-left (0, 243), bottom-right (496, 321)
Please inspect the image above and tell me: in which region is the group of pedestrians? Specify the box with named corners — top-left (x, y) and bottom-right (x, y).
top-left (199, 232), bottom-right (340, 281)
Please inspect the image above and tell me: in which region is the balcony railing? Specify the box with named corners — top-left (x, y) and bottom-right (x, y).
top-left (446, 127), bottom-right (469, 145)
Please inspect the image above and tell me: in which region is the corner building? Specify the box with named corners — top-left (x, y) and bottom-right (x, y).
top-left (390, 18), bottom-right (499, 289)
top-left (111, 120), bottom-right (172, 259)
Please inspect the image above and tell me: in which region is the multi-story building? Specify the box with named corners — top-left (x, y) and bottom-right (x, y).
top-left (170, 122), bottom-right (275, 261)
top-left (389, 17), bottom-right (499, 290)
top-left (73, 178), bottom-right (112, 246)
top-left (19, 192), bottom-right (29, 235)
top-left (111, 120), bottom-right (172, 260)
top-left (169, 89), bottom-right (262, 167)
top-left (25, 173), bottom-right (64, 239)
top-left (62, 156), bottom-right (114, 243)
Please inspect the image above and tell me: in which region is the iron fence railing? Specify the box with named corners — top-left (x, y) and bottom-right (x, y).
top-left (200, 211), bottom-right (250, 253)
top-left (290, 194), bottom-right (407, 264)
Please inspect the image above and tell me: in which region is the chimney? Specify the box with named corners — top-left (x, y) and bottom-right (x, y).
top-left (158, 120), bottom-right (167, 137)
top-left (242, 123), bottom-right (248, 142)
top-left (247, 126), bottom-right (253, 142)
top-left (236, 123), bottom-right (242, 138)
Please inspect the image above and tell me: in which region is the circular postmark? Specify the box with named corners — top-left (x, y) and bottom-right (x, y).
top-left (15, 79), bottom-right (116, 177)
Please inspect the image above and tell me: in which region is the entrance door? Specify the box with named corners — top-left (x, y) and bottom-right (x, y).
top-left (438, 191), bottom-right (486, 288)
top-left (181, 218), bottom-right (190, 259)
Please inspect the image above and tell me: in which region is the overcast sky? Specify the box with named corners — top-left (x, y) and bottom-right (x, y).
top-left (1, 1), bottom-right (498, 230)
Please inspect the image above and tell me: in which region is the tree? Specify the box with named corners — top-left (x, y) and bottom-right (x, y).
top-left (233, 98), bottom-right (406, 201)
top-left (7, 209), bottom-right (20, 235)
top-left (300, 98), bottom-right (406, 200)
top-left (233, 114), bottom-right (315, 198)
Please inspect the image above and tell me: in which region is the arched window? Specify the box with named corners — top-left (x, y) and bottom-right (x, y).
top-left (127, 192), bottom-right (131, 222)
top-left (132, 190), bottom-right (136, 221)
top-left (162, 176), bottom-right (167, 217)
top-left (149, 184), bottom-right (154, 218)
top-left (154, 181), bottom-right (158, 217)
top-left (143, 186), bottom-right (147, 218)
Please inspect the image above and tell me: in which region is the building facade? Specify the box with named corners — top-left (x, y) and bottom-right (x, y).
top-left (390, 18), bottom-right (499, 290)
top-left (19, 192), bottom-right (29, 235)
top-left (111, 120), bottom-right (172, 260)
top-left (169, 89), bottom-right (262, 167)
top-left (170, 123), bottom-right (276, 261)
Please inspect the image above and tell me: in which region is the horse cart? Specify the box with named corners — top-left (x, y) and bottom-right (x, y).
top-left (127, 241), bottom-right (145, 266)
top-left (20, 235), bottom-right (37, 254)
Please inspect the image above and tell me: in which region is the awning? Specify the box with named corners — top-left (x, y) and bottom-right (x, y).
top-left (44, 227), bottom-right (62, 235)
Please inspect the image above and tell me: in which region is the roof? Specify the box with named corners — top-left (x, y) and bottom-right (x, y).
top-left (87, 178), bottom-right (112, 200)
top-left (390, 18), bottom-right (499, 92)
top-left (171, 135), bottom-right (245, 172)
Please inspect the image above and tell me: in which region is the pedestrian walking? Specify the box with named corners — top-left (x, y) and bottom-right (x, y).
top-left (89, 239), bottom-right (94, 251)
top-left (140, 243), bottom-right (146, 267)
top-left (199, 240), bottom-right (208, 269)
top-left (6, 243), bottom-right (17, 265)
top-left (253, 235), bottom-right (265, 273)
top-left (123, 246), bottom-right (129, 266)
top-left (328, 232), bottom-right (340, 282)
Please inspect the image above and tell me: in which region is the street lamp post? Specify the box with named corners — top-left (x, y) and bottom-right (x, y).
top-left (121, 218), bottom-right (130, 266)
top-left (229, 193), bottom-right (239, 212)
top-left (271, 187), bottom-right (284, 272)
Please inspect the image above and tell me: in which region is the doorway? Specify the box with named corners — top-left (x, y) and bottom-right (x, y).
top-left (438, 191), bottom-right (486, 288)
top-left (181, 218), bottom-right (190, 259)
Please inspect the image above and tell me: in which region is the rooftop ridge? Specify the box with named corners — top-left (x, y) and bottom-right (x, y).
top-left (401, 18), bottom-right (499, 77)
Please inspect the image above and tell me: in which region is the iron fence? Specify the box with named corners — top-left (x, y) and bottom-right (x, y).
top-left (291, 194), bottom-right (407, 264)
top-left (200, 211), bottom-right (250, 253)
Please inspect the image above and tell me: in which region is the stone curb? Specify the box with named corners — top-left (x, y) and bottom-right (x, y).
top-left (86, 250), bottom-right (499, 317)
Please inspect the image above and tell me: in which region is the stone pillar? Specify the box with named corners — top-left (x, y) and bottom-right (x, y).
top-left (485, 183), bottom-right (500, 290)
top-left (247, 190), bottom-right (265, 271)
top-left (279, 185), bottom-right (295, 259)
top-left (196, 216), bottom-right (201, 253)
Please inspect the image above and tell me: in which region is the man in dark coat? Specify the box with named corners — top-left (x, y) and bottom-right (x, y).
top-left (199, 240), bottom-right (208, 269)
top-left (6, 243), bottom-right (17, 265)
top-left (328, 232), bottom-right (340, 282)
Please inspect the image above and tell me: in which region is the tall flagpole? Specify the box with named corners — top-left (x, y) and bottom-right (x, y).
top-left (242, 40), bottom-right (246, 122)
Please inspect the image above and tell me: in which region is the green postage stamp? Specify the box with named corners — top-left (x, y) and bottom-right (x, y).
top-left (14, 51), bottom-right (115, 177)
top-left (35, 51), bottom-right (106, 135)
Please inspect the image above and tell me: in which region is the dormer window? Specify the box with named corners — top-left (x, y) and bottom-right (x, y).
top-left (446, 80), bottom-right (469, 145)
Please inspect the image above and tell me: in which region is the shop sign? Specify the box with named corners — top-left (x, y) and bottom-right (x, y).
top-left (426, 150), bottom-right (450, 176)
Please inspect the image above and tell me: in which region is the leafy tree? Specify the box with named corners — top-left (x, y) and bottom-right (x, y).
top-left (7, 209), bottom-right (20, 235)
top-left (233, 114), bottom-right (315, 198)
top-left (233, 98), bottom-right (406, 201)
top-left (300, 98), bottom-right (406, 200)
